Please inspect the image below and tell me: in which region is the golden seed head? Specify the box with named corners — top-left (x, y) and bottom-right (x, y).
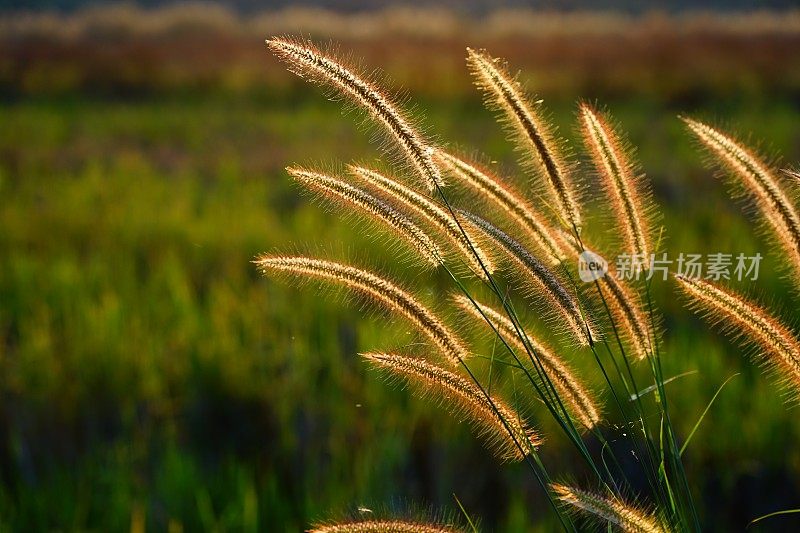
top-left (551, 483), bottom-right (668, 533)
top-left (267, 37), bottom-right (442, 191)
top-left (452, 295), bottom-right (601, 429)
top-left (255, 256), bottom-right (468, 365)
top-left (579, 104), bottom-right (652, 262)
top-left (467, 48), bottom-right (582, 230)
top-left (309, 519), bottom-right (463, 533)
top-left (675, 275), bottom-right (800, 400)
top-left (683, 117), bottom-right (800, 286)
top-left (287, 166), bottom-right (441, 267)
top-left (363, 352), bottom-right (541, 461)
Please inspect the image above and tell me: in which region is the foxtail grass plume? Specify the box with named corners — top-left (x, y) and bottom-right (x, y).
top-left (599, 273), bottom-right (653, 361)
top-left (351, 165), bottom-right (495, 278)
top-left (459, 211), bottom-right (596, 346)
top-left (682, 118), bottom-right (800, 284)
top-left (552, 483), bottom-right (667, 533)
top-left (266, 37), bottom-right (442, 190)
top-left (452, 295), bottom-right (600, 429)
top-left (561, 233), bottom-right (652, 360)
top-left (436, 150), bottom-right (567, 265)
top-left (579, 104), bottom-right (653, 263)
top-left (288, 166), bottom-right (440, 267)
top-left (675, 275), bottom-right (800, 400)
top-left (255, 256), bottom-right (468, 365)
top-left (363, 352), bottom-right (540, 461)
top-left (467, 48), bottom-right (582, 230)
top-left (310, 519), bottom-right (463, 533)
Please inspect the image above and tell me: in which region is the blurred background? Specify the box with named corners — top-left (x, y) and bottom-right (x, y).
top-left (2, 1), bottom-right (800, 531)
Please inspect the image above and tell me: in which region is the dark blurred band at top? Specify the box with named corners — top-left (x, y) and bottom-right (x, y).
top-left (2, 2), bottom-right (799, 101)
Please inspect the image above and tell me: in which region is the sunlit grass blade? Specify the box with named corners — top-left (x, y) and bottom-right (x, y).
top-left (629, 371), bottom-right (698, 401)
top-left (679, 373), bottom-right (738, 456)
top-left (749, 509), bottom-right (800, 529)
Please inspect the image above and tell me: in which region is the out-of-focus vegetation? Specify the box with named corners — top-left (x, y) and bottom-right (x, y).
top-left (2, 5), bottom-right (800, 531)
top-left (4, 5), bottom-right (800, 101)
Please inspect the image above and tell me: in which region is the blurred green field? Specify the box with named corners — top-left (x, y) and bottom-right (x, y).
top-left (3, 26), bottom-right (800, 530)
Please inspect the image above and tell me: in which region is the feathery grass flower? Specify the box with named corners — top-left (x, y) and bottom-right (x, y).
top-left (552, 483), bottom-right (668, 533)
top-left (675, 275), bottom-right (800, 400)
top-left (310, 519), bottom-right (463, 533)
top-left (467, 48), bottom-right (582, 230)
top-left (288, 166), bottom-right (440, 267)
top-left (255, 256), bottom-right (468, 365)
top-left (683, 118), bottom-right (800, 285)
top-left (453, 294), bottom-right (600, 429)
top-left (364, 352), bottom-right (540, 461)
top-left (351, 165), bottom-right (494, 278)
top-left (267, 37), bottom-right (442, 190)
top-left (579, 104), bottom-right (654, 263)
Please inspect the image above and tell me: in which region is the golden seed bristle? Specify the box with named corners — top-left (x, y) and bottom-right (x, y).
top-left (363, 352), bottom-right (541, 461)
top-left (459, 211), bottom-right (596, 346)
top-left (255, 256), bottom-right (468, 365)
top-left (267, 37), bottom-right (442, 191)
top-left (350, 165), bottom-right (495, 278)
top-left (675, 275), bottom-right (800, 400)
top-left (436, 150), bottom-right (567, 265)
top-left (579, 104), bottom-right (651, 262)
top-left (288, 166), bottom-right (441, 267)
top-left (452, 295), bottom-right (600, 429)
top-left (683, 117), bottom-right (800, 284)
top-left (309, 519), bottom-right (462, 533)
top-left (552, 484), bottom-right (667, 533)
top-left (467, 48), bottom-right (581, 230)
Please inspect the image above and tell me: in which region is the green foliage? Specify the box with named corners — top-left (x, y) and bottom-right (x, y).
top-left (1, 95), bottom-right (800, 530)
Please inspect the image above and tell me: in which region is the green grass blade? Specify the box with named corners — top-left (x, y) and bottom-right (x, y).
top-left (680, 373), bottom-right (739, 456)
top-left (453, 493), bottom-right (480, 533)
top-left (748, 508), bottom-right (800, 528)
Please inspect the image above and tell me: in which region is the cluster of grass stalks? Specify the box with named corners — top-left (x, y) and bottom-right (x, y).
top-left (260, 37), bottom-right (800, 531)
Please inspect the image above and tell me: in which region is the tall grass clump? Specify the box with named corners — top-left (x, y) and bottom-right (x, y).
top-left (259, 37), bottom-right (800, 531)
